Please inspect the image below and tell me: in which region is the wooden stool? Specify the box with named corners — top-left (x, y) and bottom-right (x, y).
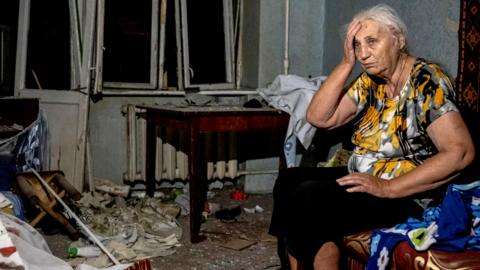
top-left (15, 170), bottom-right (81, 240)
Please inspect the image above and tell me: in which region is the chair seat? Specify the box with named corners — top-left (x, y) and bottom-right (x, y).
top-left (344, 230), bottom-right (480, 270)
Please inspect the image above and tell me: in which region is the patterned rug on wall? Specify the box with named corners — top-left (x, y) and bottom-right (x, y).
top-left (457, 0), bottom-right (480, 112)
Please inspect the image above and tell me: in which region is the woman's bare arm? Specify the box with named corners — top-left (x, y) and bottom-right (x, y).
top-left (387, 111), bottom-right (475, 197)
top-left (306, 20), bottom-right (360, 129)
top-left (306, 64), bottom-right (358, 129)
top-left (337, 111), bottom-right (475, 198)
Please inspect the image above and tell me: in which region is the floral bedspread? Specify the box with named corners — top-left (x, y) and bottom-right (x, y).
top-left (367, 181), bottom-right (480, 270)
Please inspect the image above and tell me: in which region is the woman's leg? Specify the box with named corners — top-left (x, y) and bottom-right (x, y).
top-left (288, 241), bottom-right (340, 270)
top-left (288, 254), bottom-right (299, 270)
top-left (269, 167), bottom-right (348, 270)
top-left (312, 242), bottom-right (340, 270)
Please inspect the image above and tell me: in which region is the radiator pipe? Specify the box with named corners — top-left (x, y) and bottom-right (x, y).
top-left (283, 0), bottom-right (290, 75)
top-left (237, 169), bottom-right (279, 176)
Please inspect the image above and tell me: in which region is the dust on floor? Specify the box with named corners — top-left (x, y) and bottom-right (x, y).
top-left (43, 185), bottom-right (281, 270)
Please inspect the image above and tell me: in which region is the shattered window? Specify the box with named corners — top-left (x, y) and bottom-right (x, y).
top-left (182, 0), bottom-right (233, 87)
top-left (25, 0), bottom-right (71, 90)
top-left (103, 0), bottom-right (153, 85)
top-left (99, 0), bottom-right (236, 92)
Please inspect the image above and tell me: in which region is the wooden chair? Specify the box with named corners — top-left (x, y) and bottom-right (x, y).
top-left (15, 170), bottom-right (81, 240)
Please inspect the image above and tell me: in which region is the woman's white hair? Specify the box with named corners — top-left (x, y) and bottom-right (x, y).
top-left (349, 4), bottom-right (408, 51)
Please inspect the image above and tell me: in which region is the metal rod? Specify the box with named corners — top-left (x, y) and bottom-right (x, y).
top-left (283, 0), bottom-right (290, 75)
top-left (237, 169), bottom-right (278, 175)
top-left (100, 89), bottom-right (257, 96)
top-left (235, 0), bottom-right (244, 89)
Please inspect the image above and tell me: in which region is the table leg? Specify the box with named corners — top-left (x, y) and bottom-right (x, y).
top-left (189, 120), bottom-right (207, 243)
top-left (145, 121), bottom-right (156, 197)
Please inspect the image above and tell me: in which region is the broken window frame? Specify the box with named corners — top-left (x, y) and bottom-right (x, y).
top-left (180, 0), bottom-right (235, 90)
top-left (0, 26), bottom-right (8, 88)
top-left (14, 0), bottom-right (93, 93)
top-left (95, 0), bottom-right (236, 94)
top-left (16, 0), bottom-right (238, 94)
top-left (95, 0), bottom-right (165, 91)
top-left (70, 0), bottom-right (82, 90)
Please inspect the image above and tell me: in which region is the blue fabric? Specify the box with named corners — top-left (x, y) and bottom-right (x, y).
top-left (284, 135), bottom-right (297, 167)
top-left (367, 181), bottom-right (480, 270)
top-left (1, 191), bottom-right (25, 220)
top-left (0, 158), bottom-right (16, 191)
top-left (0, 111), bottom-right (49, 191)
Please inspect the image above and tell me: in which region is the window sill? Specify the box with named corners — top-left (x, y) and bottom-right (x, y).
top-left (101, 89), bottom-right (258, 97)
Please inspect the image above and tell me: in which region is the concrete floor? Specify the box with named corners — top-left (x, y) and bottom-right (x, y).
top-left (42, 185), bottom-right (282, 270)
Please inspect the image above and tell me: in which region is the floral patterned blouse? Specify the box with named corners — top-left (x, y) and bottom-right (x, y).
top-left (346, 58), bottom-right (458, 180)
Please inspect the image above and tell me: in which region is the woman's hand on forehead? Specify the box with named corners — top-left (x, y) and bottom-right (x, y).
top-left (343, 19), bottom-right (362, 65)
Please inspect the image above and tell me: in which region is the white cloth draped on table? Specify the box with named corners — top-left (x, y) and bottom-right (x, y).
top-left (258, 74), bottom-right (326, 167)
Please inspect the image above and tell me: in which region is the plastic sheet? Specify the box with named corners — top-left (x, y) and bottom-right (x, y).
top-left (0, 110), bottom-right (49, 191)
top-left (0, 211), bottom-right (70, 270)
top-left (0, 212), bottom-right (134, 270)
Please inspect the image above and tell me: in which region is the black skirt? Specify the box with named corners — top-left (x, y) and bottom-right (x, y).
top-left (269, 166), bottom-right (425, 267)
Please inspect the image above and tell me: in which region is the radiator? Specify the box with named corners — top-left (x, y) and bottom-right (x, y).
top-left (123, 104), bottom-right (239, 182)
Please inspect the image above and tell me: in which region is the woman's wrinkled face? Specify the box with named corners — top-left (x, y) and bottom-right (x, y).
top-left (353, 19), bottom-right (401, 78)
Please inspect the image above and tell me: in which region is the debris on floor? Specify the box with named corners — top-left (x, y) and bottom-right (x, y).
top-left (69, 191), bottom-right (183, 268)
top-left (43, 184), bottom-right (281, 269)
top-left (93, 178), bottom-right (131, 198)
top-left (243, 205), bottom-right (264, 214)
top-left (220, 238), bottom-right (257, 251)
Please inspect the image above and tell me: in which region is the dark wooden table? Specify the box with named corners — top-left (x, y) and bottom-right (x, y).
top-left (137, 104), bottom-right (289, 243)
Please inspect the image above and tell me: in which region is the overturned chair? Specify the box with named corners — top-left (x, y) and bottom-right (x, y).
top-left (15, 170), bottom-right (82, 240)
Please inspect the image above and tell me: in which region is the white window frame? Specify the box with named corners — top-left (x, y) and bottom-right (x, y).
top-left (95, 0), bottom-right (165, 91)
top-left (180, 0), bottom-right (234, 90)
top-left (94, 0), bottom-right (236, 94)
top-left (0, 26), bottom-right (7, 87)
top-left (15, 0), bottom-right (89, 92)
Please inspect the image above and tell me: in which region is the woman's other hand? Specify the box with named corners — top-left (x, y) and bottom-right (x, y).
top-left (336, 173), bottom-right (392, 198)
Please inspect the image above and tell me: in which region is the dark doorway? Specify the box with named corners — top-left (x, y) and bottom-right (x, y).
top-left (0, 1), bottom-right (19, 96)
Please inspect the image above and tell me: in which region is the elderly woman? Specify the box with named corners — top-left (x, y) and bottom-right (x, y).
top-left (269, 4), bottom-right (475, 270)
